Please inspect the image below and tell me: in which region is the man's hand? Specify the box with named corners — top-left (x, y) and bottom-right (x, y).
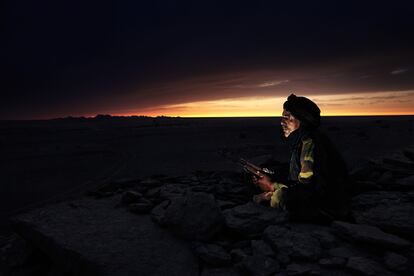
top-left (252, 172), bottom-right (275, 192)
top-left (253, 191), bottom-right (273, 204)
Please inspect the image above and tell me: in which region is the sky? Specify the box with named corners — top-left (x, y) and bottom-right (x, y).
top-left (2, 1), bottom-right (414, 119)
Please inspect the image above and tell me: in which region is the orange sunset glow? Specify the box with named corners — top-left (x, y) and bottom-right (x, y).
top-left (114, 91), bottom-right (414, 118)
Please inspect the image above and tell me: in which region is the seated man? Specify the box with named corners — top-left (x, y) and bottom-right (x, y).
top-left (253, 94), bottom-right (349, 221)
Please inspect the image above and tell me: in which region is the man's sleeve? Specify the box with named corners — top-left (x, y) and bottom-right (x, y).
top-left (270, 182), bottom-right (288, 208)
top-left (298, 138), bottom-right (315, 185)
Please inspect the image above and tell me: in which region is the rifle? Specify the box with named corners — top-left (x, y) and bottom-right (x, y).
top-left (239, 158), bottom-right (275, 178)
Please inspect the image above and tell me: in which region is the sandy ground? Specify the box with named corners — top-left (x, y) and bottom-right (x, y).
top-left (1, 116), bottom-right (413, 224)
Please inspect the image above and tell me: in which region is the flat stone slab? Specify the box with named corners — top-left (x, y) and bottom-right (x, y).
top-left (11, 195), bottom-right (198, 276)
top-left (351, 191), bottom-right (414, 239)
top-left (332, 221), bottom-right (411, 250)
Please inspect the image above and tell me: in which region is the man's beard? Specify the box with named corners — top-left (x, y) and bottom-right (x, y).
top-left (279, 126), bottom-right (288, 141)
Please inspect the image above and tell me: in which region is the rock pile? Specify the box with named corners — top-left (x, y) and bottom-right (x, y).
top-left (2, 147), bottom-right (414, 275)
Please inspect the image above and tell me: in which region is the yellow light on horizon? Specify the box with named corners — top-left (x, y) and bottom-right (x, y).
top-left (116, 91), bottom-right (414, 117)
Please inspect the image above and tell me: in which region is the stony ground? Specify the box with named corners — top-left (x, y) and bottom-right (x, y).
top-left (1, 146), bottom-right (414, 275)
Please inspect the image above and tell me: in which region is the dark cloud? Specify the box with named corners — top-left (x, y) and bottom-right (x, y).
top-left (1, 1), bottom-right (414, 119)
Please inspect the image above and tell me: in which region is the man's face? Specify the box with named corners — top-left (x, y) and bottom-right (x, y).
top-left (281, 109), bottom-right (301, 138)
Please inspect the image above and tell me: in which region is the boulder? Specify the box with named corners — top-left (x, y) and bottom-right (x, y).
top-left (200, 266), bottom-right (239, 276)
top-left (223, 202), bottom-right (288, 237)
top-left (163, 192), bottom-right (224, 241)
top-left (377, 171), bottom-right (395, 186)
top-left (351, 191), bottom-right (414, 239)
top-left (128, 199), bottom-right (153, 214)
top-left (0, 234), bottom-right (32, 267)
top-left (251, 239), bottom-right (275, 258)
top-left (216, 200), bottom-right (238, 210)
top-left (159, 184), bottom-right (188, 200)
top-left (139, 177), bottom-right (163, 188)
top-left (318, 257), bottom-right (346, 268)
top-left (311, 229), bottom-right (338, 249)
top-left (286, 263), bottom-right (320, 275)
top-left (328, 246), bottom-right (362, 259)
top-left (190, 185), bottom-right (215, 193)
top-left (353, 181), bottom-right (382, 192)
top-left (403, 147), bottom-right (414, 162)
top-left (383, 155), bottom-right (414, 171)
top-left (11, 195), bottom-right (199, 276)
top-left (144, 187), bottom-right (161, 198)
top-left (87, 178), bottom-right (139, 197)
top-left (193, 243), bottom-right (231, 266)
top-left (332, 221), bottom-right (411, 250)
top-left (393, 175), bottom-right (414, 191)
top-left (383, 252), bottom-right (408, 272)
top-left (242, 254), bottom-right (280, 276)
top-left (229, 248), bottom-right (247, 263)
top-left (150, 200), bottom-right (170, 226)
top-left (263, 225), bottom-right (322, 261)
top-left (121, 190), bottom-right (143, 205)
top-left (345, 257), bottom-right (392, 276)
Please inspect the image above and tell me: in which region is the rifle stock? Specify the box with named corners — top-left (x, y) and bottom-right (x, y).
top-left (239, 158), bottom-right (274, 177)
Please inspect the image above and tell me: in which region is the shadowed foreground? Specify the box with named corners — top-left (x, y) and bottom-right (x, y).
top-left (2, 145), bottom-right (414, 275)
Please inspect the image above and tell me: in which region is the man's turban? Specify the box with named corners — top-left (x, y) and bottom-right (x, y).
top-left (283, 94), bottom-right (321, 129)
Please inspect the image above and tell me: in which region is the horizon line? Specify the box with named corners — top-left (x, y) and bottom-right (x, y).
top-left (1, 113), bottom-right (414, 121)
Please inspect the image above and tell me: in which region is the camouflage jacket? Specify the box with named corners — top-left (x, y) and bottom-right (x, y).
top-left (272, 127), bottom-right (349, 215)
top-left (288, 129), bottom-right (315, 186)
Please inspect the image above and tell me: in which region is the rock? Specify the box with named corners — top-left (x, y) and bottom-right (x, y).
top-left (349, 163), bottom-right (376, 182)
top-left (243, 254), bottom-right (280, 276)
top-left (121, 190), bottom-right (143, 204)
top-left (190, 185), bottom-right (215, 193)
top-left (318, 257), bottom-right (346, 268)
top-left (216, 200), bottom-right (238, 210)
top-left (193, 243), bottom-right (231, 266)
top-left (0, 234), bottom-right (32, 267)
top-left (112, 177), bottom-right (141, 186)
top-left (11, 195), bottom-right (199, 276)
top-left (230, 248), bottom-right (247, 263)
top-left (223, 202), bottom-right (288, 237)
top-left (354, 181), bottom-right (382, 192)
top-left (332, 221), bottom-right (411, 250)
top-left (276, 252), bottom-right (291, 265)
top-left (328, 246), bottom-right (360, 259)
top-left (150, 200), bottom-right (170, 226)
top-left (375, 161), bottom-right (414, 178)
top-left (311, 268), bottom-right (354, 276)
top-left (0, 235), bottom-right (10, 248)
top-left (346, 257), bottom-right (391, 276)
top-left (145, 187), bottom-right (161, 198)
top-left (384, 252), bottom-right (408, 272)
top-left (377, 171), bottom-right (394, 186)
top-left (163, 192), bottom-right (223, 241)
top-left (403, 147), bottom-right (414, 162)
top-left (286, 263), bottom-right (319, 275)
top-left (87, 178), bottom-right (138, 197)
top-left (159, 184), bottom-right (188, 200)
top-left (383, 155), bottom-right (414, 171)
top-left (214, 173), bottom-right (251, 199)
top-left (263, 225), bottom-right (322, 261)
top-left (394, 175), bottom-right (414, 191)
top-left (251, 240), bottom-right (275, 257)
top-left (212, 239), bottom-right (232, 250)
top-left (311, 229), bottom-right (338, 249)
top-left (128, 200), bottom-right (153, 214)
top-left (139, 178), bottom-right (163, 187)
top-left (230, 240), bottom-right (251, 250)
top-left (200, 266), bottom-right (239, 276)
top-left (351, 191), bottom-right (414, 239)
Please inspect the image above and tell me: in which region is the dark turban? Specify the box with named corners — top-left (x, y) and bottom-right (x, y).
top-left (283, 94), bottom-right (321, 129)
